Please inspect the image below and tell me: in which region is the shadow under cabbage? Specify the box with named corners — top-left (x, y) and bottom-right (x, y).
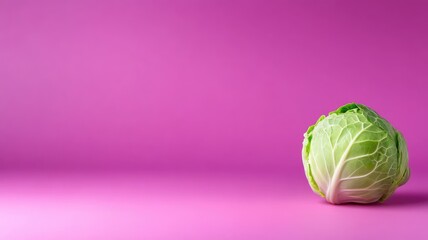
top-left (383, 191), bottom-right (428, 207)
top-left (319, 191), bottom-right (428, 207)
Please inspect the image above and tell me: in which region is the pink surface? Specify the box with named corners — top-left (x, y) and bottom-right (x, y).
top-left (0, 172), bottom-right (427, 239)
top-left (1, 0), bottom-right (428, 239)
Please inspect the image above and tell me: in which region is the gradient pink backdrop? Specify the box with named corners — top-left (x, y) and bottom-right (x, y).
top-left (0, 0), bottom-right (428, 239)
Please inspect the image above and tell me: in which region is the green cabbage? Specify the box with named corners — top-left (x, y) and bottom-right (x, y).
top-left (302, 103), bottom-right (410, 204)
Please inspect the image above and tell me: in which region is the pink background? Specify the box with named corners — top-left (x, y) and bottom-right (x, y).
top-left (0, 0), bottom-right (427, 239)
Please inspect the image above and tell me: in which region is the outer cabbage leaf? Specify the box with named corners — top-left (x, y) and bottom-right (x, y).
top-left (302, 115), bottom-right (325, 197)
